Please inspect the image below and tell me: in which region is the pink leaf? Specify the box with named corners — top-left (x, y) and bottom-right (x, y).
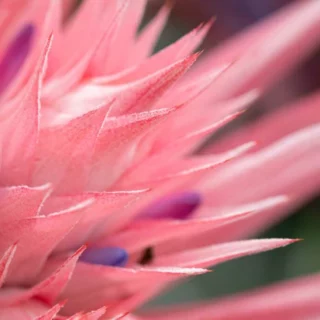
top-left (0, 184), bottom-right (50, 224)
top-left (193, 0), bottom-right (320, 102)
top-left (35, 301), bottom-right (65, 320)
top-left (154, 238), bottom-right (297, 268)
top-left (0, 245), bottom-right (16, 288)
top-left (0, 35), bottom-right (52, 185)
top-left (127, 3), bottom-right (171, 66)
top-left (141, 273), bottom-right (320, 320)
top-left (5, 200), bottom-right (92, 285)
top-left (32, 105), bottom-right (108, 193)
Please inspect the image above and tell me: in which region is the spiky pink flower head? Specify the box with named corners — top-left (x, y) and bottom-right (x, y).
top-left (0, 0), bottom-right (319, 319)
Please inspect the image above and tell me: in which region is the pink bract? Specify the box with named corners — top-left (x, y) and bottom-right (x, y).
top-left (0, 0), bottom-right (319, 319)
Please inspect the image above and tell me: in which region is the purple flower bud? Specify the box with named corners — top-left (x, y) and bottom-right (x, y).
top-left (0, 24), bottom-right (34, 95)
top-left (139, 191), bottom-right (202, 220)
top-left (79, 247), bottom-right (128, 267)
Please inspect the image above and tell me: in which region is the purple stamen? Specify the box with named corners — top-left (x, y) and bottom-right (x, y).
top-left (0, 23), bottom-right (34, 95)
top-left (79, 247), bottom-right (128, 267)
top-left (138, 191), bottom-right (202, 220)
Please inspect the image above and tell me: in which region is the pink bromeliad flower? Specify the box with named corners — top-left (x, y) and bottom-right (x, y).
top-left (0, 0), bottom-right (319, 318)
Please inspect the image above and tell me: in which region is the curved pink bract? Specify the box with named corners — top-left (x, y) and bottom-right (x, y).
top-left (0, 0), bottom-right (319, 319)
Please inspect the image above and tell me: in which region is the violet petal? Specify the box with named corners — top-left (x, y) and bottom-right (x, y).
top-left (0, 23), bottom-right (34, 95)
top-left (139, 191), bottom-right (201, 220)
top-left (79, 247), bottom-right (128, 267)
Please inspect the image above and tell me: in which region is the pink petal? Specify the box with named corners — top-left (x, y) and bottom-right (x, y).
top-left (198, 124), bottom-right (320, 242)
top-left (32, 105), bottom-right (108, 194)
top-left (0, 245), bottom-right (16, 288)
top-left (111, 314), bottom-right (134, 320)
top-left (0, 299), bottom-right (52, 319)
top-left (87, 0), bottom-right (130, 77)
top-left (61, 0), bottom-right (76, 21)
top-left (144, 111), bottom-right (242, 160)
top-left (46, 189), bottom-right (149, 251)
top-left (0, 184), bottom-right (50, 224)
top-left (141, 273), bottom-right (320, 320)
top-left (0, 1), bottom-right (27, 36)
top-left (165, 124), bottom-right (320, 252)
top-left (100, 196), bottom-right (287, 255)
top-left (65, 306), bottom-right (106, 320)
top-left (104, 146), bottom-right (255, 236)
top-left (114, 20), bottom-right (212, 83)
top-left (206, 91), bottom-right (320, 155)
top-left (0, 34), bottom-right (51, 185)
top-left (0, 219), bottom-right (35, 270)
top-left (6, 199), bottom-right (92, 285)
top-left (196, 195), bottom-right (288, 219)
top-left (106, 0), bottom-right (147, 73)
top-left (46, 1), bottom-right (142, 99)
top-left (102, 142), bottom-right (253, 235)
top-left (48, 0), bottom-right (106, 75)
top-left (44, 52), bottom-right (198, 124)
top-left (118, 142), bottom-right (254, 188)
top-left (0, 246), bottom-right (86, 306)
top-left (192, 0), bottom-right (320, 102)
top-left (44, 0), bottom-right (124, 101)
top-left (60, 263), bottom-right (206, 314)
top-left (88, 107), bottom-right (178, 191)
top-left (154, 238), bottom-right (297, 268)
top-left (105, 288), bottom-right (165, 319)
top-left (135, 91), bottom-right (257, 162)
top-left (109, 53), bottom-right (200, 116)
top-left (43, 48), bottom-right (98, 102)
top-left (2, 0), bottom-right (59, 98)
top-left (127, 3), bottom-right (171, 66)
top-left (151, 63), bottom-right (230, 111)
top-left (35, 301), bottom-right (65, 320)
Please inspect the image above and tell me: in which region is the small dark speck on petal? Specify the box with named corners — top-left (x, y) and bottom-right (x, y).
top-left (138, 247), bottom-right (154, 265)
